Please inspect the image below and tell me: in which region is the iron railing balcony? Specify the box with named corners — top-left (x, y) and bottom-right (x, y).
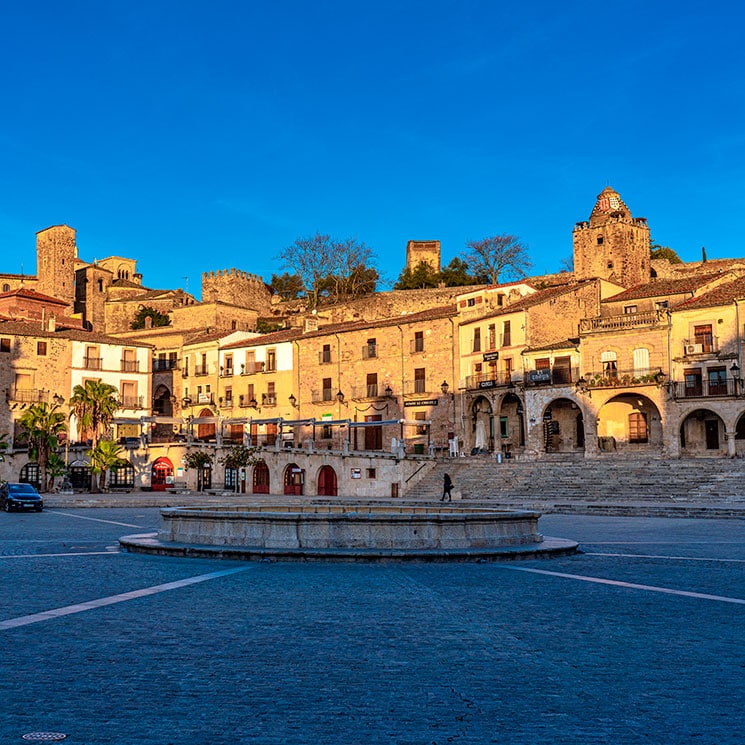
top-left (671, 378), bottom-right (739, 399)
top-left (83, 357), bottom-right (102, 370)
top-left (153, 359), bottom-right (179, 371)
top-left (7, 388), bottom-right (48, 404)
top-left (194, 365), bottom-right (209, 376)
top-left (523, 366), bottom-right (579, 387)
top-left (579, 310), bottom-right (665, 332)
top-left (120, 360), bottom-right (140, 373)
top-left (240, 362), bottom-right (264, 375)
top-left (118, 395), bottom-right (144, 409)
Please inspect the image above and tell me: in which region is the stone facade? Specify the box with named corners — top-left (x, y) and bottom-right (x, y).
top-left (406, 240), bottom-right (441, 273)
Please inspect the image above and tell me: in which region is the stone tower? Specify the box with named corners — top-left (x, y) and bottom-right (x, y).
top-left (573, 187), bottom-right (650, 288)
top-left (406, 240), bottom-right (441, 273)
top-left (36, 224), bottom-right (77, 305)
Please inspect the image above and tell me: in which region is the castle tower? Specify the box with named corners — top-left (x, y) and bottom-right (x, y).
top-left (406, 240), bottom-right (441, 273)
top-left (36, 224), bottom-right (77, 305)
top-left (573, 187), bottom-right (650, 288)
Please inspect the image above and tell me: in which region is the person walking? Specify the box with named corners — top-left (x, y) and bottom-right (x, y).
top-left (442, 473), bottom-right (453, 501)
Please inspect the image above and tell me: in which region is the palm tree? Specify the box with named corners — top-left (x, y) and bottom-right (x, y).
top-left (88, 439), bottom-right (126, 493)
top-left (18, 402), bottom-right (67, 492)
top-left (69, 379), bottom-right (119, 449)
top-left (46, 452), bottom-right (68, 493)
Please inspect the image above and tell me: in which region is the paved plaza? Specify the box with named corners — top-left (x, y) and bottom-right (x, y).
top-left (1, 507), bottom-right (744, 744)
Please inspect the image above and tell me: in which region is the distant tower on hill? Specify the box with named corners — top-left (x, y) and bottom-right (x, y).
top-left (406, 240), bottom-right (441, 273)
top-left (201, 268), bottom-right (272, 312)
top-left (36, 224), bottom-right (77, 305)
top-left (573, 187), bottom-right (650, 288)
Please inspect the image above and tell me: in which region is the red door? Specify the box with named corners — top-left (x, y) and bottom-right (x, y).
top-left (151, 457), bottom-right (174, 491)
top-left (317, 465), bottom-right (337, 496)
top-left (253, 461), bottom-right (270, 494)
top-left (284, 464), bottom-right (304, 495)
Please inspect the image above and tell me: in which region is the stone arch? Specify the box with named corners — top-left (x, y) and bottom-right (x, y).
top-left (733, 411), bottom-right (745, 456)
top-left (596, 393), bottom-right (662, 453)
top-left (541, 397), bottom-right (586, 453)
top-left (496, 392), bottom-right (525, 456)
top-left (680, 408), bottom-right (726, 457)
top-left (469, 395), bottom-right (493, 454)
top-left (317, 465), bottom-right (338, 496)
top-left (283, 463), bottom-right (304, 495)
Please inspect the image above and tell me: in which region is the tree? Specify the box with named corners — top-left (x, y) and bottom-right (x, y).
top-left (183, 450), bottom-right (215, 491)
top-left (270, 272), bottom-right (305, 301)
top-left (650, 242), bottom-right (682, 264)
top-left (18, 402), bottom-right (67, 492)
top-left (88, 438), bottom-right (126, 492)
top-left (439, 257), bottom-right (479, 287)
top-left (131, 305), bottom-right (171, 330)
top-left (219, 444), bottom-right (260, 493)
top-left (46, 452), bottom-right (67, 493)
top-left (277, 233), bottom-right (378, 308)
top-left (462, 234), bottom-right (532, 284)
top-left (394, 261), bottom-right (440, 290)
top-left (69, 379), bottom-right (119, 449)
top-left (0, 432), bottom-right (7, 462)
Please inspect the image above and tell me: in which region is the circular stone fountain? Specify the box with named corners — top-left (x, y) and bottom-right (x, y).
top-left (119, 503), bottom-right (578, 561)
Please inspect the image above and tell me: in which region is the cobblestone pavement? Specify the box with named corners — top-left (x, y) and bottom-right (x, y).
top-left (1, 508), bottom-right (744, 744)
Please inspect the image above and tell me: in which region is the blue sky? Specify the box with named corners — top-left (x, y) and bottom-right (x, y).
top-left (1, 1), bottom-right (743, 299)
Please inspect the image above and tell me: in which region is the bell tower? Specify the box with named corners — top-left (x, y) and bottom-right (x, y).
top-left (573, 187), bottom-right (650, 288)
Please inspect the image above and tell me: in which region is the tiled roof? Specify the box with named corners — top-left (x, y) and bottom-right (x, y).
top-left (0, 319), bottom-right (152, 346)
top-left (0, 288), bottom-right (69, 305)
top-left (673, 276), bottom-right (745, 311)
top-left (604, 274), bottom-right (725, 303)
top-left (523, 338), bottom-right (580, 353)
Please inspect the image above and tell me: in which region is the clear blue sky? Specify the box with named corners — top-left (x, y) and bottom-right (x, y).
top-left (1, 1), bottom-right (743, 299)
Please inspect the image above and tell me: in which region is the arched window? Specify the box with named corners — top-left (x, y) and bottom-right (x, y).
top-left (600, 351), bottom-right (618, 380)
top-left (2, 283), bottom-right (10, 293)
top-left (632, 348), bottom-right (650, 376)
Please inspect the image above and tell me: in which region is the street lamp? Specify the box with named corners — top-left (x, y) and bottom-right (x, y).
top-left (731, 362), bottom-right (741, 394)
top-left (336, 390), bottom-right (348, 407)
top-left (288, 393), bottom-right (298, 409)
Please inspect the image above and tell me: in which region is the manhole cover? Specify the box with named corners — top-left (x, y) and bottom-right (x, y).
top-left (22, 734), bottom-right (68, 742)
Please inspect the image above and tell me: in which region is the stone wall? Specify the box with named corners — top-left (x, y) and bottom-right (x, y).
top-left (201, 269), bottom-right (272, 313)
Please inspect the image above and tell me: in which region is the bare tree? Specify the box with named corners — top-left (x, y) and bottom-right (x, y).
top-left (278, 233), bottom-right (377, 308)
top-left (463, 234), bottom-right (532, 285)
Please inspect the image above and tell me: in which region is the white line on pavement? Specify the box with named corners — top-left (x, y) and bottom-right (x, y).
top-left (501, 565), bottom-right (745, 605)
top-left (0, 551), bottom-right (120, 559)
top-left (46, 510), bottom-right (147, 528)
top-left (585, 551), bottom-right (745, 563)
top-left (0, 565), bottom-right (253, 630)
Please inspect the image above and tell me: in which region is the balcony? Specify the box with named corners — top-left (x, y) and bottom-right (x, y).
top-left (682, 338), bottom-right (719, 357)
top-left (404, 380), bottom-right (430, 395)
top-left (120, 359), bottom-right (140, 373)
top-left (523, 366), bottom-right (579, 388)
top-left (220, 367), bottom-right (234, 378)
top-left (351, 383), bottom-right (394, 399)
top-left (83, 357), bottom-right (103, 370)
top-left (579, 310), bottom-right (665, 333)
top-left (671, 378), bottom-right (738, 399)
top-left (118, 395), bottom-right (144, 409)
top-left (241, 362), bottom-right (264, 375)
top-left (197, 393), bottom-right (215, 405)
top-left (7, 388), bottom-right (48, 404)
top-left (153, 359), bottom-right (179, 371)
top-left (262, 394), bottom-right (277, 407)
top-left (194, 365), bottom-right (209, 376)
top-left (311, 390), bottom-right (335, 404)
top-left (220, 397), bottom-right (234, 408)
top-left (580, 368), bottom-right (664, 390)
top-left (464, 372), bottom-right (521, 390)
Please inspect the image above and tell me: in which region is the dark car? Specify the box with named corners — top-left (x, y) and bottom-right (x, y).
top-left (0, 482), bottom-right (44, 512)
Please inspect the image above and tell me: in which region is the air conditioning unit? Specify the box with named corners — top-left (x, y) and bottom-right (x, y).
top-left (685, 343), bottom-right (704, 355)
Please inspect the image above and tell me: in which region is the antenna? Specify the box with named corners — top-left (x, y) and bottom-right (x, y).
top-left (182, 276), bottom-right (189, 293)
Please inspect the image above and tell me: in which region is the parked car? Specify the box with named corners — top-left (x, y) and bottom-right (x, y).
top-left (0, 482), bottom-right (44, 512)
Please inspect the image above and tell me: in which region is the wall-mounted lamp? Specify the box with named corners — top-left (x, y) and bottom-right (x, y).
top-left (575, 376), bottom-right (587, 393)
top-left (440, 380), bottom-right (449, 396)
top-left (336, 390), bottom-right (348, 407)
top-left (249, 397), bottom-right (259, 411)
top-left (384, 385), bottom-right (393, 398)
top-left (182, 396), bottom-right (192, 407)
top-left (52, 393), bottom-right (65, 405)
top-left (289, 393), bottom-right (298, 409)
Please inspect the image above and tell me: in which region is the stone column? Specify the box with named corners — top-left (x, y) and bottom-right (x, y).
top-left (725, 430), bottom-right (737, 458)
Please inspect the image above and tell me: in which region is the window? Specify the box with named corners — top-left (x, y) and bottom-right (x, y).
top-left (322, 377), bottom-right (332, 401)
top-left (472, 328), bottom-right (481, 353)
top-left (553, 356), bottom-right (572, 384)
top-left (708, 366), bottom-right (727, 396)
top-left (694, 324), bottom-right (713, 353)
top-left (500, 416), bottom-right (509, 439)
top-left (120, 382), bottom-right (138, 409)
top-left (0, 338), bottom-right (9, 353)
top-left (121, 348), bottom-right (137, 372)
top-left (624, 305), bottom-right (638, 314)
top-left (503, 357), bottom-right (513, 380)
top-left (628, 412), bottom-right (648, 443)
top-left (597, 236), bottom-right (604, 245)
top-left (366, 468), bottom-right (376, 479)
top-left (321, 424), bottom-right (332, 439)
top-left (224, 355), bottom-right (233, 375)
top-left (415, 412), bottom-right (427, 434)
top-left (84, 346), bottom-right (101, 370)
top-left (488, 324), bottom-right (496, 351)
top-left (363, 338), bottom-right (377, 359)
top-left (414, 368), bottom-right (426, 393)
top-left (224, 387), bottom-right (233, 405)
top-left (467, 298), bottom-right (476, 307)
top-left (367, 372), bottom-right (378, 398)
top-left (36, 341), bottom-right (47, 356)
top-left (266, 349), bottom-right (276, 371)
top-left (600, 351), bottom-right (618, 379)
top-left (502, 320), bottom-right (511, 347)
top-left (632, 348), bottom-right (650, 376)
top-left (413, 331), bottom-right (424, 353)
top-left (321, 344), bottom-right (331, 364)
top-left (1, 283), bottom-right (9, 292)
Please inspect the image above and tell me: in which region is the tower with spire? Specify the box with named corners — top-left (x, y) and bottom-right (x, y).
top-left (573, 187), bottom-right (650, 288)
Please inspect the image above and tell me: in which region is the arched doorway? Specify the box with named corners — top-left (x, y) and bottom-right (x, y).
top-left (734, 411), bottom-right (745, 456)
top-left (69, 458), bottom-right (92, 491)
top-left (284, 463), bottom-right (304, 495)
top-left (196, 408), bottom-right (216, 441)
top-left (317, 465), bottom-right (338, 496)
top-left (253, 461), bottom-right (270, 494)
top-left (152, 385), bottom-right (175, 443)
top-left (597, 394), bottom-right (662, 453)
top-left (151, 457), bottom-right (174, 491)
top-left (680, 409), bottom-right (725, 455)
top-left (470, 396), bottom-right (493, 454)
top-left (19, 462), bottom-right (41, 490)
top-left (542, 398), bottom-right (586, 453)
top-left (497, 392), bottom-right (525, 457)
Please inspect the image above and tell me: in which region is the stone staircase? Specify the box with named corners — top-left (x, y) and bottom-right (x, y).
top-left (403, 456), bottom-right (745, 517)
